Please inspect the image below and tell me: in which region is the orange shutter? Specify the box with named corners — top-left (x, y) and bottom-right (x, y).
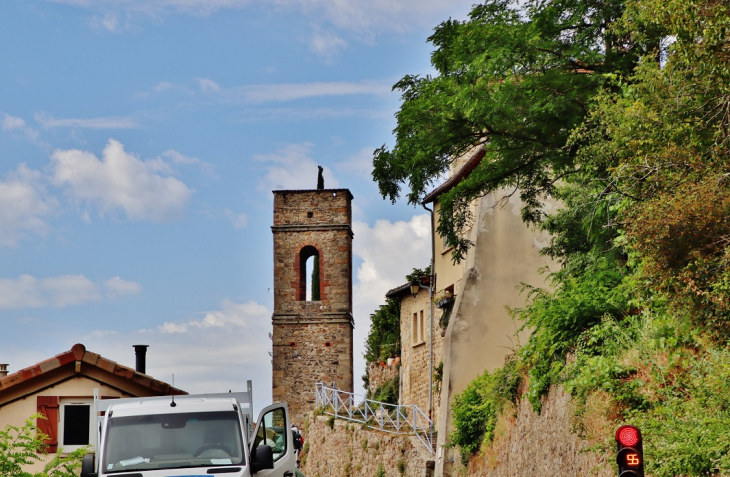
top-left (37, 396), bottom-right (59, 453)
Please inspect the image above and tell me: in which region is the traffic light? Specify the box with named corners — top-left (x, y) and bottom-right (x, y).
top-left (615, 425), bottom-right (644, 477)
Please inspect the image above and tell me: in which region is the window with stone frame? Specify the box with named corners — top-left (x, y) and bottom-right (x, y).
top-left (412, 310), bottom-right (424, 345)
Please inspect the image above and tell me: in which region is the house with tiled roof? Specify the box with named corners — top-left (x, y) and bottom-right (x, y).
top-left (0, 343), bottom-right (184, 471)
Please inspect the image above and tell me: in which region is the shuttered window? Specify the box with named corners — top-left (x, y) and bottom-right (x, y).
top-left (37, 396), bottom-right (59, 453)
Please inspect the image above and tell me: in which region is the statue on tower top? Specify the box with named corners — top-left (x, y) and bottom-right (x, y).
top-left (317, 165), bottom-right (324, 190)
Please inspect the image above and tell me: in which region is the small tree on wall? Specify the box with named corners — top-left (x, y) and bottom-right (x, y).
top-left (363, 298), bottom-right (401, 372)
top-left (311, 254), bottom-right (320, 301)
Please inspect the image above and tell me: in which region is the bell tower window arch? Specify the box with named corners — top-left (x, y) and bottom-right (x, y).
top-left (299, 245), bottom-right (321, 301)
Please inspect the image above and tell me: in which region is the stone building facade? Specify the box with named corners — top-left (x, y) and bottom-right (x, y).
top-left (271, 189), bottom-right (354, 425)
top-left (385, 285), bottom-right (445, 423)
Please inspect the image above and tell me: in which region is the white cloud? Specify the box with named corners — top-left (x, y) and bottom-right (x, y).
top-left (91, 12), bottom-right (122, 32)
top-left (197, 78), bottom-right (390, 104)
top-left (0, 164), bottom-right (58, 247)
top-left (232, 107), bottom-right (390, 123)
top-left (45, 0), bottom-right (475, 36)
top-left (1, 112), bottom-right (41, 142)
top-left (159, 299), bottom-right (268, 333)
top-left (153, 81), bottom-right (176, 92)
top-left (35, 112), bottom-right (139, 130)
top-left (350, 214), bottom-right (431, 394)
top-left (352, 214), bottom-right (431, 308)
top-left (335, 147), bottom-right (374, 179)
top-left (0, 274), bottom-right (141, 309)
top-left (82, 298), bottom-right (275, 409)
top-left (159, 149), bottom-right (216, 177)
top-left (50, 139), bottom-right (193, 222)
top-left (197, 78), bottom-right (222, 93)
top-left (41, 275), bottom-right (101, 307)
top-left (105, 276), bottom-right (143, 298)
top-left (224, 209), bottom-right (248, 229)
top-left (254, 142), bottom-right (338, 191)
top-left (308, 27), bottom-right (348, 60)
top-left (136, 81), bottom-right (195, 99)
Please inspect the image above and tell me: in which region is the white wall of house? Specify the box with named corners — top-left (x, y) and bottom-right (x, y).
top-left (435, 191), bottom-right (557, 476)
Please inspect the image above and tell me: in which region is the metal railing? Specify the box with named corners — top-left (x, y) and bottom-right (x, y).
top-left (314, 383), bottom-right (433, 454)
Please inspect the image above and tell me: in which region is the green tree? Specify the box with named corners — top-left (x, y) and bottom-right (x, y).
top-left (574, 0), bottom-right (730, 334)
top-left (0, 415), bottom-right (88, 477)
top-left (373, 0), bottom-right (649, 262)
top-left (363, 297), bottom-right (401, 368)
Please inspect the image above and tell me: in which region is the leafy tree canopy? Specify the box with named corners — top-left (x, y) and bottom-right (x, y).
top-left (373, 0), bottom-right (653, 262)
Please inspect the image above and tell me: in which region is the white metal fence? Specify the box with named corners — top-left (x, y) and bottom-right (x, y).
top-left (314, 382), bottom-right (433, 454)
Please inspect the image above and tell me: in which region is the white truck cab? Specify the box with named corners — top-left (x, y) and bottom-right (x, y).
top-left (81, 382), bottom-right (298, 477)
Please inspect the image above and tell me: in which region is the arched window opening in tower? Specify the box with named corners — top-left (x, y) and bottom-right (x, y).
top-left (299, 245), bottom-right (321, 301)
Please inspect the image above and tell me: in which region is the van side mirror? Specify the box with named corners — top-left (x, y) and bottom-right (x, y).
top-left (81, 454), bottom-right (97, 477)
top-left (250, 444), bottom-right (274, 473)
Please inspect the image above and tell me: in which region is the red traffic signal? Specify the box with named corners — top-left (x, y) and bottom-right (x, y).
top-left (615, 425), bottom-right (644, 477)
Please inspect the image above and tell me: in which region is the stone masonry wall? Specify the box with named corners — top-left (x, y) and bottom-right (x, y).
top-left (367, 361), bottom-right (399, 396)
top-left (398, 291), bottom-right (444, 423)
top-left (302, 414), bottom-right (434, 477)
top-left (445, 386), bottom-right (613, 477)
top-left (273, 322), bottom-right (353, 426)
top-left (303, 385), bottom-right (613, 477)
top-left (272, 189), bottom-right (354, 425)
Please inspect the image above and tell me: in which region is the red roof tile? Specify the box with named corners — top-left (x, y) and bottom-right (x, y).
top-left (422, 146), bottom-right (486, 204)
top-left (0, 343), bottom-right (185, 397)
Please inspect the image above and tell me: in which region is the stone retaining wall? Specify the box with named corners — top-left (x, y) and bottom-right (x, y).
top-left (444, 386), bottom-right (613, 477)
top-left (303, 385), bottom-right (614, 477)
top-left (302, 414), bottom-right (434, 477)
top-left (367, 361), bottom-right (399, 395)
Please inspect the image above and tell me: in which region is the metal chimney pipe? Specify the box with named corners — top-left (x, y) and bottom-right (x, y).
top-left (0, 364), bottom-right (8, 378)
top-left (133, 345), bottom-right (149, 374)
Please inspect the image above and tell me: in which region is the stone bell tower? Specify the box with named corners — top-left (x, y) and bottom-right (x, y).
top-left (271, 189), bottom-right (354, 425)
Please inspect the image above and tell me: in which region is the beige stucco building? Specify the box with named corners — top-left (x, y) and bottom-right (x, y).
top-left (0, 343), bottom-right (184, 473)
top-left (382, 146), bottom-right (557, 475)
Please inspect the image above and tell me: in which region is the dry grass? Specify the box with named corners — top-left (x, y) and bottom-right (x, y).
top-left (574, 390), bottom-right (621, 446)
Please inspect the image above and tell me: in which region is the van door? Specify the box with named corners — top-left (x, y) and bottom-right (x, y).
top-left (250, 403), bottom-right (296, 476)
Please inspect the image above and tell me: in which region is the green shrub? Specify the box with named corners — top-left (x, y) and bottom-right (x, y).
top-left (0, 415), bottom-right (88, 477)
top-left (449, 358), bottom-right (520, 457)
top-left (396, 458), bottom-right (407, 475)
top-left (369, 375), bottom-right (400, 405)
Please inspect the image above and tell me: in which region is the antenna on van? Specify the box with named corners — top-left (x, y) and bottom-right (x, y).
top-left (170, 374), bottom-right (177, 407)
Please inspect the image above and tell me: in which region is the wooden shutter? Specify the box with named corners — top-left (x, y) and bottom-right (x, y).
top-left (37, 396), bottom-right (59, 453)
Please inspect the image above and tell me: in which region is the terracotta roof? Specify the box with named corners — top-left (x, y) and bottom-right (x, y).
top-left (422, 146), bottom-right (486, 204)
top-left (0, 343), bottom-right (186, 396)
top-left (385, 283), bottom-right (412, 299)
top-left (385, 275), bottom-right (432, 299)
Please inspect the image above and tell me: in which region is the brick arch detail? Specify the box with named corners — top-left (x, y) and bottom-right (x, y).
top-left (295, 243), bottom-right (327, 302)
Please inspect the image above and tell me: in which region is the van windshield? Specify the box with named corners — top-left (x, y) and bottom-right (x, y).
top-left (102, 411), bottom-right (244, 473)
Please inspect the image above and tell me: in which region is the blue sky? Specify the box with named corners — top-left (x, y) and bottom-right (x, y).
top-left (0, 0), bottom-right (473, 411)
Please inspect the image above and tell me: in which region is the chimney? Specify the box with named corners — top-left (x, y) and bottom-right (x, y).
top-left (133, 345), bottom-right (149, 374)
top-left (0, 364), bottom-right (8, 378)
